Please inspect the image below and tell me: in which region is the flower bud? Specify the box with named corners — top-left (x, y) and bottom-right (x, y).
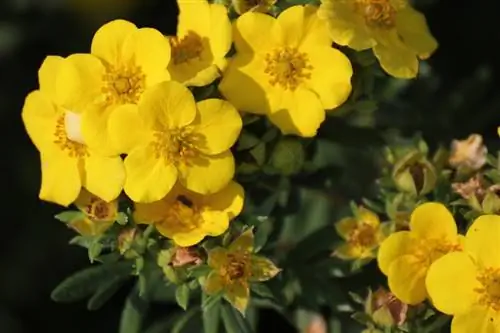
top-left (392, 151), bottom-right (437, 195)
top-left (270, 138), bottom-right (305, 176)
top-left (118, 228), bottom-right (139, 259)
top-left (365, 288), bottom-right (408, 328)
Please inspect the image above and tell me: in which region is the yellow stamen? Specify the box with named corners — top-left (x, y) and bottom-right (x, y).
top-left (85, 197), bottom-right (113, 221)
top-left (150, 127), bottom-right (202, 166)
top-left (54, 114), bottom-right (88, 158)
top-left (221, 253), bottom-right (251, 282)
top-left (169, 31), bottom-right (204, 65)
top-left (264, 46), bottom-right (313, 91)
top-left (164, 195), bottom-right (201, 232)
top-left (102, 63), bottom-right (145, 104)
top-left (348, 223), bottom-right (377, 249)
top-left (475, 267), bottom-right (500, 311)
top-left (414, 238), bottom-right (462, 266)
top-left (354, 0), bottom-right (397, 29)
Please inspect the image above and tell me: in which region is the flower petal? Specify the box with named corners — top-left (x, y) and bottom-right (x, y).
top-left (250, 256), bottom-right (281, 282)
top-left (409, 202), bottom-right (457, 240)
top-left (218, 54), bottom-right (272, 115)
top-left (387, 254), bottom-right (428, 305)
top-left (267, 88), bottom-right (325, 137)
top-left (425, 251), bottom-right (479, 315)
top-left (377, 231), bottom-right (414, 275)
top-left (202, 181), bottom-right (245, 219)
top-left (208, 4), bottom-right (232, 58)
top-left (335, 217), bottom-right (357, 240)
top-left (38, 56), bottom-right (64, 100)
top-left (107, 104), bottom-right (148, 154)
top-left (139, 81), bottom-right (196, 129)
top-left (373, 31), bottom-right (419, 79)
top-left (233, 11), bottom-right (279, 54)
top-left (334, 243), bottom-right (363, 260)
top-left (39, 152), bottom-right (81, 207)
top-left (178, 150), bottom-right (234, 195)
top-left (451, 305), bottom-right (500, 333)
top-left (177, 0), bottom-right (211, 38)
top-left (192, 99), bottom-right (242, 155)
top-left (204, 270), bottom-right (224, 295)
top-left (277, 5), bottom-right (331, 48)
top-left (22, 90), bottom-right (59, 152)
top-left (396, 7), bottom-right (438, 59)
top-left (225, 281), bottom-right (250, 314)
top-left (200, 210), bottom-right (229, 237)
top-left (359, 207), bottom-right (380, 227)
top-left (134, 198), bottom-right (171, 224)
top-left (305, 46), bottom-right (353, 110)
top-left (83, 153), bottom-right (125, 202)
top-left (121, 27), bottom-right (171, 80)
top-left (124, 145), bottom-right (178, 202)
top-left (465, 215), bottom-right (500, 268)
top-left (229, 228), bottom-right (254, 253)
top-left (56, 54), bottom-right (106, 112)
top-left (80, 106), bottom-right (117, 156)
top-left (208, 247), bottom-right (228, 269)
top-left (91, 19), bottom-right (137, 65)
top-left (170, 229), bottom-right (207, 247)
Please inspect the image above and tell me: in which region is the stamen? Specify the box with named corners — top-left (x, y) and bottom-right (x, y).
top-left (264, 46), bottom-right (313, 91)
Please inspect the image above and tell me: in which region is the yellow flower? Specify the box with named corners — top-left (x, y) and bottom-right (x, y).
top-left (134, 181), bottom-right (244, 246)
top-left (317, 0), bottom-right (438, 78)
top-left (334, 207), bottom-right (387, 260)
top-left (204, 229), bottom-right (281, 313)
top-left (69, 189), bottom-right (118, 236)
top-left (218, 5), bottom-right (353, 137)
top-left (21, 56), bottom-right (125, 206)
top-left (169, 0), bottom-right (231, 86)
top-left (108, 81), bottom-right (242, 202)
top-left (56, 19), bottom-right (171, 155)
top-left (377, 202), bottom-right (464, 305)
top-left (231, 0), bottom-right (277, 15)
top-left (426, 215), bottom-right (500, 333)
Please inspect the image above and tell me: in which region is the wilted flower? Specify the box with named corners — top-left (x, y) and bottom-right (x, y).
top-left (304, 314), bottom-right (327, 333)
top-left (118, 228), bottom-right (138, 258)
top-left (366, 287), bottom-right (408, 327)
top-left (449, 134), bottom-right (487, 171)
top-left (171, 247), bottom-right (203, 267)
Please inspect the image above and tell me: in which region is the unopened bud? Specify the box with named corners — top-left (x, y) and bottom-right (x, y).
top-left (392, 151), bottom-right (436, 195)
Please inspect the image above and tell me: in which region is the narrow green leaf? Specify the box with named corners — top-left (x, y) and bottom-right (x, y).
top-left (202, 292), bottom-right (221, 333)
top-left (55, 210), bottom-right (85, 223)
top-left (119, 288), bottom-right (149, 333)
top-left (202, 292), bottom-right (223, 312)
top-left (51, 261), bottom-right (133, 303)
top-left (144, 314), bottom-right (182, 333)
top-left (250, 283), bottom-right (274, 300)
top-left (253, 220), bottom-right (272, 253)
top-left (221, 302), bottom-right (254, 333)
top-left (175, 284), bottom-right (190, 310)
top-left (249, 142), bottom-right (266, 166)
top-left (87, 274), bottom-right (130, 311)
top-left (237, 132), bottom-right (261, 151)
top-left (172, 307), bottom-right (201, 333)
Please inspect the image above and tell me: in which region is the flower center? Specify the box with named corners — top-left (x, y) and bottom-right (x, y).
top-left (349, 223), bottom-right (377, 248)
top-left (264, 46), bottom-right (313, 91)
top-left (354, 0), bottom-right (397, 29)
top-left (102, 64), bottom-right (146, 105)
top-left (85, 196), bottom-right (114, 221)
top-left (164, 195), bottom-right (201, 232)
top-left (150, 127), bottom-right (202, 166)
top-left (54, 113), bottom-right (88, 158)
top-left (222, 253), bottom-right (250, 281)
top-left (169, 31), bottom-right (204, 65)
top-left (414, 238), bottom-right (462, 267)
top-left (475, 267), bottom-right (500, 311)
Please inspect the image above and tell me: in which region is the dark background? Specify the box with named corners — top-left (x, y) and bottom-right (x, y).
top-left (1, 0), bottom-right (500, 332)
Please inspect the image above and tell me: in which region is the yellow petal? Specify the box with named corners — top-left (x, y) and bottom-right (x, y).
top-left (387, 254), bottom-right (428, 305)
top-left (139, 81), bottom-right (196, 130)
top-left (425, 251), bottom-right (479, 315)
top-left (451, 305), bottom-right (500, 333)
top-left (317, 2), bottom-right (375, 50)
top-left (218, 54), bottom-right (272, 115)
top-left (38, 56), bottom-right (64, 100)
top-left (409, 202), bottom-right (457, 240)
top-left (107, 104), bottom-right (148, 154)
top-left (56, 54), bottom-right (106, 112)
top-left (124, 146), bottom-right (178, 202)
top-left (192, 99), bottom-right (242, 155)
top-left (177, 0), bottom-right (211, 38)
top-left (170, 229), bottom-right (207, 247)
top-left (122, 27), bottom-right (171, 81)
top-left (335, 217), bottom-right (357, 240)
top-left (39, 152), bottom-right (81, 207)
top-left (169, 57), bottom-right (218, 87)
top-left (377, 231), bottom-right (414, 275)
top-left (373, 31), bottom-right (419, 79)
top-left (225, 281), bottom-right (250, 314)
top-left (396, 7), bottom-right (438, 59)
top-left (208, 247), bottom-right (229, 269)
top-left (200, 210), bottom-right (229, 237)
top-left (359, 207), bottom-right (380, 227)
top-left (277, 5), bottom-right (331, 48)
top-left (208, 4), bottom-right (232, 58)
top-left (21, 90), bottom-right (59, 152)
top-left (70, 217), bottom-right (113, 237)
top-left (202, 181), bottom-right (245, 219)
top-left (91, 19), bottom-right (137, 65)
top-left (465, 215), bottom-right (500, 268)
top-left (250, 255), bottom-right (281, 281)
top-left (204, 270), bottom-right (225, 295)
top-left (74, 188), bottom-right (95, 210)
top-left (233, 11), bottom-right (279, 54)
top-left (334, 243), bottom-right (364, 260)
top-left (83, 153), bottom-right (125, 202)
top-left (80, 106), bottom-right (117, 156)
top-left (178, 150), bottom-right (234, 195)
top-left (229, 228), bottom-right (254, 253)
top-left (267, 88), bottom-right (325, 137)
top-left (134, 198), bottom-right (170, 224)
top-left (305, 46), bottom-right (353, 110)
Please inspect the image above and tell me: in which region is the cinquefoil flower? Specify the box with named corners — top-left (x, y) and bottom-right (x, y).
top-left (69, 189), bottom-right (118, 236)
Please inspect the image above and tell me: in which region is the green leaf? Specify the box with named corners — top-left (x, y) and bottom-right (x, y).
top-left (69, 235), bottom-right (93, 248)
top-left (119, 288), bottom-right (149, 333)
top-left (237, 132), bottom-right (261, 151)
top-left (144, 314), bottom-right (182, 333)
top-left (116, 212), bottom-right (129, 225)
top-left (253, 219), bottom-right (273, 252)
top-left (172, 307), bottom-right (201, 333)
top-left (87, 274), bottom-right (129, 311)
top-left (221, 302), bottom-right (254, 333)
top-left (250, 283), bottom-right (275, 300)
top-left (202, 292), bottom-right (221, 333)
top-left (202, 292), bottom-right (223, 312)
top-left (88, 240), bottom-right (103, 263)
top-left (51, 261), bottom-right (133, 303)
top-left (188, 264), bottom-right (212, 278)
top-left (175, 284), bottom-right (190, 310)
top-left (250, 142), bottom-right (266, 166)
top-left (55, 210), bottom-right (85, 223)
